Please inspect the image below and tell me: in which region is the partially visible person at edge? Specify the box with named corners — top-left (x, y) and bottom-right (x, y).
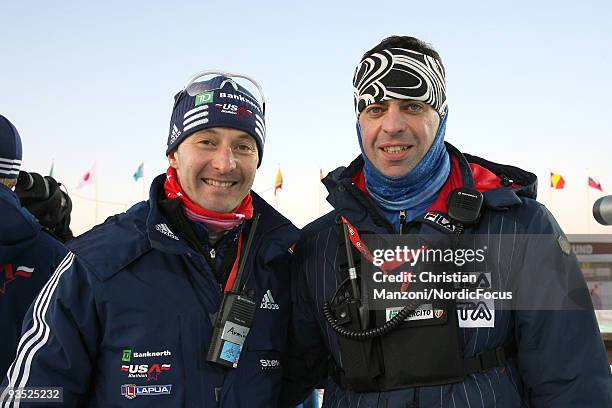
top-left (280, 36), bottom-right (611, 407)
top-left (1, 72), bottom-right (299, 407)
top-left (14, 170), bottom-right (74, 243)
top-left (0, 114), bottom-right (70, 378)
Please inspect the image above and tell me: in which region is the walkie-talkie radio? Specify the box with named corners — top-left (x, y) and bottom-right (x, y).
top-left (206, 214), bottom-right (260, 368)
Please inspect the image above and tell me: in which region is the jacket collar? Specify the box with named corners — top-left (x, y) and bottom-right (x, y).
top-left (323, 142), bottom-right (538, 234)
top-left (145, 174), bottom-right (294, 253)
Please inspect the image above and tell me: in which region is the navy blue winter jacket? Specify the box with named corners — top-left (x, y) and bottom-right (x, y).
top-left (281, 144), bottom-right (612, 407)
top-left (0, 184), bottom-right (68, 377)
top-left (1, 175), bottom-right (299, 407)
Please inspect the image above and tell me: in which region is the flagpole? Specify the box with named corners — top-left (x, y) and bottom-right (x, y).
top-left (142, 163), bottom-right (146, 201)
top-left (318, 167), bottom-right (322, 216)
top-left (587, 188), bottom-right (591, 234)
top-left (274, 165), bottom-right (282, 210)
top-left (586, 169), bottom-right (591, 234)
top-left (133, 162), bottom-right (145, 202)
top-left (548, 169), bottom-right (552, 209)
top-left (317, 182), bottom-right (321, 216)
top-left (140, 160), bottom-right (147, 201)
top-left (95, 168), bottom-right (99, 225)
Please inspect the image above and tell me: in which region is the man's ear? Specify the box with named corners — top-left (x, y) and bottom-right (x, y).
top-left (167, 151), bottom-right (178, 169)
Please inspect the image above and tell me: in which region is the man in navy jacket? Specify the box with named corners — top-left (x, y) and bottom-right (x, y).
top-left (2, 72), bottom-right (299, 407)
top-left (0, 115), bottom-right (69, 380)
top-left (281, 36), bottom-right (611, 407)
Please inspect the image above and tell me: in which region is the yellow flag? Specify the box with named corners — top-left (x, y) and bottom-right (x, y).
top-left (274, 168), bottom-right (283, 195)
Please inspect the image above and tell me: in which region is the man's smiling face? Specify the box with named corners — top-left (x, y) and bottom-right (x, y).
top-left (358, 99), bottom-right (440, 177)
top-left (168, 127), bottom-right (258, 212)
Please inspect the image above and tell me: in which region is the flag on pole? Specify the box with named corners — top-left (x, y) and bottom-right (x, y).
top-left (550, 172), bottom-right (565, 189)
top-left (274, 168), bottom-right (283, 195)
top-left (588, 176), bottom-right (603, 191)
top-left (77, 163), bottom-right (96, 189)
top-left (133, 162), bottom-right (144, 181)
top-left (48, 160), bottom-right (54, 178)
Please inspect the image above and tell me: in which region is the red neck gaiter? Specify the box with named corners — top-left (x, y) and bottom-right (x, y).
top-left (163, 167), bottom-right (254, 233)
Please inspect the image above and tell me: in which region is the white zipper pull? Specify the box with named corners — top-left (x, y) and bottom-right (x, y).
top-left (399, 210), bottom-right (406, 234)
top-left (210, 248), bottom-right (216, 260)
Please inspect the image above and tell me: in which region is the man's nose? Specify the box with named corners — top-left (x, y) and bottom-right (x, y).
top-left (381, 105), bottom-right (406, 136)
top-left (211, 146), bottom-right (237, 173)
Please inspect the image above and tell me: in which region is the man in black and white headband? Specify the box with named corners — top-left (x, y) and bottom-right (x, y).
top-left (281, 36), bottom-right (611, 407)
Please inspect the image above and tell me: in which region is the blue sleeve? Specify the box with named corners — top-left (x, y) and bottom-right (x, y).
top-left (0, 252), bottom-right (100, 407)
top-left (515, 205), bottom-right (612, 406)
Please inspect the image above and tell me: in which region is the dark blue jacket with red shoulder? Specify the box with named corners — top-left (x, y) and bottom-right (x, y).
top-left (281, 143), bottom-right (611, 408)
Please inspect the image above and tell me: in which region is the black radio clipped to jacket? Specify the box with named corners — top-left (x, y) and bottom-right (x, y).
top-left (206, 292), bottom-right (256, 368)
top-left (206, 214), bottom-right (260, 368)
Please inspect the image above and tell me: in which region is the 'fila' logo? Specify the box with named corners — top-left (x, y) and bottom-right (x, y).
top-left (423, 211), bottom-right (456, 232)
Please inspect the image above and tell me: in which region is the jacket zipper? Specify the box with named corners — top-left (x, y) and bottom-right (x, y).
top-left (399, 210), bottom-right (406, 235)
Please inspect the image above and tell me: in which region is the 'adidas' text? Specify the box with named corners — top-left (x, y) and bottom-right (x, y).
top-left (260, 290), bottom-right (279, 310)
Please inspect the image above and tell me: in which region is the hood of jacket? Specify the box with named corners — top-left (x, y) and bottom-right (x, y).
top-left (0, 184), bottom-right (42, 262)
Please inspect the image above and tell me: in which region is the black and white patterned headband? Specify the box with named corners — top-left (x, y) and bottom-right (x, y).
top-left (353, 48), bottom-right (447, 117)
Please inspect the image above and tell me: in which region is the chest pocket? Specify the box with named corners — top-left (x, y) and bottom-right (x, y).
top-left (216, 335), bottom-right (283, 407)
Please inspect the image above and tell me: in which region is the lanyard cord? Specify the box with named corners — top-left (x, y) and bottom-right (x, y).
top-left (324, 216), bottom-right (435, 340)
top-left (223, 234), bottom-right (243, 292)
top-left (223, 213), bottom-right (260, 293)
top-left (341, 216), bottom-right (416, 275)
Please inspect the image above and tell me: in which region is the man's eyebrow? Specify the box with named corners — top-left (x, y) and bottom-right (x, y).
top-left (196, 128), bottom-right (220, 136)
top-left (235, 133), bottom-right (255, 142)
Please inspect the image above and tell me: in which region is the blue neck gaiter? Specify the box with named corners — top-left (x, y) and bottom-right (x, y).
top-left (358, 111), bottom-right (450, 215)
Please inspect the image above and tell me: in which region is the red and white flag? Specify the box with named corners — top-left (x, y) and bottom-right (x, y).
top-left (588, 176), bottom-right (603, 192)
top-left (77, 163), bottom-right (96, 189)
